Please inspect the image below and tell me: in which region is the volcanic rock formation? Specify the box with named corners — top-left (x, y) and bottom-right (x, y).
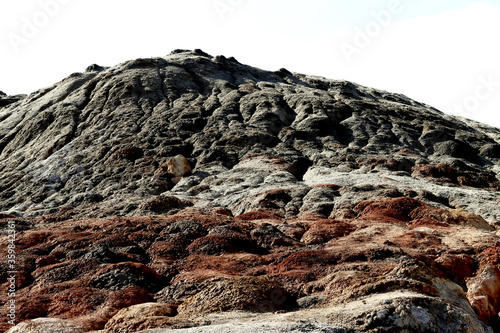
top-left (1, 49), bottom-right (500, 332)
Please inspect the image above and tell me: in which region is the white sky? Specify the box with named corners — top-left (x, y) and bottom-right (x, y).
top-left (1, 0), bottom-right (499, 127)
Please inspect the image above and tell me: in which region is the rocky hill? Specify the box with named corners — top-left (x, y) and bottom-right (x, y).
top-left (1, 49), bottom-right (500, 333)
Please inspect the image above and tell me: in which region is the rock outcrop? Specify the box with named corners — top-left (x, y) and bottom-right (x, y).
top-left (0, 91), bottom-right (26, 109)
top-left (1, 49), bottom-right (499, 332)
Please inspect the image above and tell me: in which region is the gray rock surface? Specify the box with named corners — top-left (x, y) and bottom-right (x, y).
top-left (0, 91), bottom-right (26, 108)
top-left (0, 49), bottom-right (498, 224)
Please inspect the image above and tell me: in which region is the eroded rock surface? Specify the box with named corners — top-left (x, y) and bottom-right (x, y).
top-left (1, 49), bottom-right (500, 332)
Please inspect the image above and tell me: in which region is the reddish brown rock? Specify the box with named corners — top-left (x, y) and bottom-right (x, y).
top-left (187, 236), bottom-right (239, 255)
top-left (412, 163), bottom-right (500, 190)
top-left (2, 50), bottom-right (500, 333)
top-left (412, 163), bottom-right (457, 182)
top-left (435, 254), bottom-right (476, 286)
top-left (212, 208), bottom-right (233, 216)
top-left (0, 213), bottom-right (20, 219)
top-left (269, 249), bottom-right (339, 275)
top-left (112, 146), bottom-right (144, 161)
top-left (467, 265), bottom-right (500, 326)
top-left (1, 197), bottom-right (498, 332)
top-left (236, 210), bottom-right (282, 221)
top-left (300, 219), bottom-right (356, 245)
top-left (355, 197), bottom-right (424, 223)
top-left (147, 240), bottom-right (188, 261)
top-left (104, 302), bottom-right (176, 333)
top-left (277, 223), bottom-right (306, 240)
top-left (391, 230), bottom-right (444, 250)
top-left (478, 247), bottom-right (500, 268)
top-left (410, 206), bottom-right (494, 230)
top-left (138, 195), bottom-right (183, 213)
top-left (177, 276), bottom-right (296, 315)
top-left (179, 253), bottom-right (264, 277)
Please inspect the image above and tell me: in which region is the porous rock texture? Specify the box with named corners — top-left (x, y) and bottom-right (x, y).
top-left (1, 49), bottom-right (500, 332)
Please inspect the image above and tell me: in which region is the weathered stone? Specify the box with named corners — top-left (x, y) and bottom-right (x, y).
top-left (467, 265), bottom-right (500, 325)
top-left (104, 302), bottom-right (176, 332)
top-left (6, 318), bottom-right (85, 333)
top-left (165, 154), bottom-right (191, 183)
top-left (0, 49), bottom-right (499, 332)
top-left (138, 195), bottom-right (182, 213)
top-left (300, 219), bottom-right (355, 245)
top-left (177, 277), bottom-right (297, 315)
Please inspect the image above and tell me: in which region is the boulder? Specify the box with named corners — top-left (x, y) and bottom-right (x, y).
top-left (6, 318), bottom-right (85, 333)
